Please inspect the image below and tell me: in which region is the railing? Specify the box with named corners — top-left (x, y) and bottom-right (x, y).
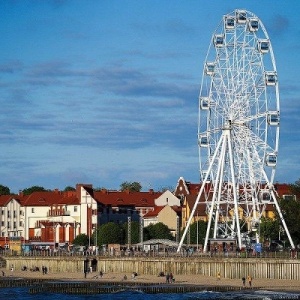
top-left (0, 248), bottom-right (298, 259)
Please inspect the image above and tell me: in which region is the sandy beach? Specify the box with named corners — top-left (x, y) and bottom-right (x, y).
top-left (1, 267), bottom-right (300, 293)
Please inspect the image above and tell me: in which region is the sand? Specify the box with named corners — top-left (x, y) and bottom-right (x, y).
top-left (1, 267), bottom-right (300, 292)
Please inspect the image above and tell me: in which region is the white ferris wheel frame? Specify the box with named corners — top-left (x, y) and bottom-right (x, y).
top-left (177, 9), bottom-right (294, 252)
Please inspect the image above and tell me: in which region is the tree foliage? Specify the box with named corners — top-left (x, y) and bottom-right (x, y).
top-left (289, 179), bottom-right (300, 199)
top-left (144, 222), bottom-right (174, 240)
top-left (120, 181), bottom-right (142, 192)
top-left (123, 221), bottom-right (140, 244)
top-left (97, 222), bottom-right (123, 245)
top-left (259, 217), bottom-right (280, 242)
top-left (277, 198), bottom-right (300, 246)
top-left (0, 185), bottom-right (10, 195)
top-left (64, 186), bottom-right (75, 191)
top-left (22, 185), bottom-right (47, 195)
top-left (180, 221), bottom-right (207, 245)
top-left (73, 233), bottom-right (89, 246)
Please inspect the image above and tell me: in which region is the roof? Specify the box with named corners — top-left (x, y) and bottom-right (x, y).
top-left (0, 195), bottom-right (22, 206)
top-left (135, 239), bottom-right (180, 247)
top-left (174, 177), bottom-right (202, 197)
top-left (143, 206), bottom-right (164, 218)
top-left (94, 190), bottom-right (162, 208)
top-left (21, 191), bottom-right (80, 206)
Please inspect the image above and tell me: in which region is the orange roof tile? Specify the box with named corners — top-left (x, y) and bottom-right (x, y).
top-left (22, 191), bottom-right (80, 206)
top-left (94, 190), bottom-right (162, 207)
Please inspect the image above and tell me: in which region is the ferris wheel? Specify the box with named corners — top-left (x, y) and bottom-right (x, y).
top-left (178, 9), bottom-right (294, 252)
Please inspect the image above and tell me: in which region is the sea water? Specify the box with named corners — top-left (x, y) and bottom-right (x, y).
top-left (1, 288), bottom-right (299, 300)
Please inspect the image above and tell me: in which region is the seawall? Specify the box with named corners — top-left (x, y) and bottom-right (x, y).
top-left (4, 256), bottom-right (300, 280)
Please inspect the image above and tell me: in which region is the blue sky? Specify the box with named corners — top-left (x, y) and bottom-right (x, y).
top-left (0, 0), bottom-right (299, 193)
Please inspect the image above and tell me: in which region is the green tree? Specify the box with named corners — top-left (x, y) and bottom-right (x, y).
top-left (123, 221), bottom-right (140, 244)
top-left (188, 221), bottom-right (207, 245)
top-left (73, 233), bottom-right (89, 246)
top-left (259, 217), bottom-right (280, 243)
top-left (97, 222), bottom-right (123, 245)
top-left (64, 186), bottom-right (75, 191)
top-left (22, 185), bottom-right (47, 195)
top-left (290, 179), bottom-right (300, 198)
top-left (159, 186), bottom-right (174, 192)
top-left (144, 222), bottom-right (174, 240)
top-left (120, 181), bottom-right (142, 192)
top-left (277, 197), bottom-right (300, 246)
top-left (0, 185), bottom-right (10, 195)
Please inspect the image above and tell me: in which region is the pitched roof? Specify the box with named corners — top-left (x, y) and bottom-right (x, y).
top-left (174, 177), bottom-right (201, 196)
top-left (143, 206), bottom-right (164, 218)
top-left (22, 191), bottom-right (80, 206)
top-left (0, 195), bottom-right (22, 206)
top-left (93, 190), bottom-right (162, 207)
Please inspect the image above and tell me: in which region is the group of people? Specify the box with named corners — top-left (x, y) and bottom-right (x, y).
top-left (242, 275), bottom-right (252, 287)
top-left (217, 272), bottom-right (252, 287)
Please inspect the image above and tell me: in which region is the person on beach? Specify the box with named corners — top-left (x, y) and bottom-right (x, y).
top-left (247, 275), bottom-right (252, 287)
top-left (166, 273), bottom-right (170, 283)
top-left (242, 276), bottom-right (246, 287)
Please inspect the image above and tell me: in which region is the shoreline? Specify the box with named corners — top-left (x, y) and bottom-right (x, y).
top-left (2, 268), bottom-right (300, 293)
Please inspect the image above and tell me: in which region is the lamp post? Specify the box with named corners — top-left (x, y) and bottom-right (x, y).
top-left (127, 215), bottom-right (131, 250)
top-left (176, 215), bottom-right (180, 243)
top-left (94, 225), bottom-right (98, 255)
top-left (197, 216), bottom-right (199, 251)
top-left (87, 204), bottom-right (91, 248)
top-left (139, 215), bottom-right (143, 245)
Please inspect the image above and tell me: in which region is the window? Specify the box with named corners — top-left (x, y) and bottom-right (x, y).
top-left (74, 206), bottom-right (77, 212)
top-left (19, 221), bottom-right (23, 227)
top-left (1, 221), bottom-right (4, 226)
top-left (7, 211), bottom-right (10, 218)
top-left (13, 222), bottom-right (16, 229)
top-left (7, 222), bottom-right (10, 229)
top-left (31, 208), bottom-right (35, 213)
top-left (1, 210), bottom-right (3, 216)
top-left (13, 211), bottom-right (16, 218)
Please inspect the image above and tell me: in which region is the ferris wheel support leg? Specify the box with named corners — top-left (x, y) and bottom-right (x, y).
top-left (177, 134), bottom-right (225, 253)
top-left (270, 190), bottom-right (295, 249)
top-left (213, 134), bottom-right (228, 238)
top-left (227, 130), bottom-right (242, 248)
top-left (202, 134), bottom-right (227, 252)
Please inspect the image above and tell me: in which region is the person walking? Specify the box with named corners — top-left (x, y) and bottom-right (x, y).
top-left (247, 275), bottom-right (252, 287)
top-left (242, 276), bottom-right (246, 287)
